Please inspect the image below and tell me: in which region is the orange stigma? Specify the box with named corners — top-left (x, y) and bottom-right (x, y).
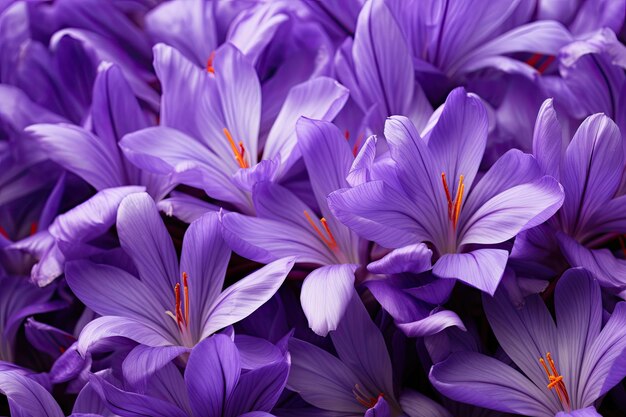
top-left (441, 173), bottom-right (464, 230)
top-left (206, 51), bottom-right (216, 74)
top-left (223, 128), bottom-right (249, 169)
top-left (304, 210), bottom-right (338, 250)
top-left (167, 273), bottom-right (191, 331)
top-left (539, 352), bottom-right (571, 412)
top-left (352, 384), bottom-right (383, 409)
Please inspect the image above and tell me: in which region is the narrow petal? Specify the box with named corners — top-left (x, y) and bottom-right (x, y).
top-left (225, 357), bottom-right (290, 416)
top-left (331, 291), bottom-right (394, 398)
top-left (122, 345), bottom-right (190, 391)
top-left (554, 268), bottom-right (602, 403)
top-left (399, 389), bottom-right (452, 417)
top-left (287, 337), bottom-right (362, 413)
top-left (202, 257), bottom-right (295, 337)
top-left (65, 260), bottom-right (173, 333)
top-left (365, 396), bottom-right (390, 417)
top-left (460, 176), bottom-right (564, 246)
top-left (117, 193), bottom-right (180, 309)
top-left (185, 334), bottom-right (240, 417)
top-left (120, 126), bottom-right (247, 207)
top-left (432, 249), bottom-right (508, 295)
top-left (328, 182), bottom-right (426, 249)
top-left (532, 98), bottom-right (564, 179)
top-left (427, 87), bottom-right (488, 192)
top-left (263, 77), bottom-right (349, 173)
top-left (301, 264), bottom-right (357, 336)
top-left (560, 114), bottom-right (623, 234)
top-left (483, 290), bottom-right (559, 409)
top-left (27, 123), bottom-right (125, 190)
top-left (145, 0), bottom-right (217, 66)
top-left (396, 310), bottom-right (466, 338)
top-left (367, 243), bottom-right (432, 274)
top-left (77, 316), bottom-right (172, 356)
top-left (296, 118), bottom-right (358, 254)
top-left (0, 371), bottom-right (64, 417)
top-left (429, 351), bottom-right (553, 417)
top-left (180, 212), bottom-right (232, 339)
top-left (557, 232), bottom-right (626, 289)
top-left (221, 212), bottom-right (332, 265)
top-left (580, 302), bottom-right (626, 404)
top-left (88, 374), bottom-right (187, 417)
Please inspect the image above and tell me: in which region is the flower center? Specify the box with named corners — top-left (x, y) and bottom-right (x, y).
top-left (206, 51), bottom-right (216, 74)
top-left (166, 272), bottom-right (190, 332)
top-left (539, 352), bottom-right (571, 412)
top-left (304, 210), bottom-right (338, 250)
top-left (441, 172), bottom-right (465, 230)
top-left (352, 384), bottom-right (383, 409)
top-left (525, 53), bottom-right (555, 74)
top-left (223, 128), bottom-right (249, 169)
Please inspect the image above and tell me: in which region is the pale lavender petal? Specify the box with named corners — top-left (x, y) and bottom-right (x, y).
top-left (367, 243), bottom-right (432, 274)
top-left (202, 257), bottom-right (294, 338)
top-left (0, 371), bottom-right (64, 417)
top-left (429, 351), bottom-right (553, 417)
top-left (432, 249), bottom-right (508, 295)
top-left (532, 98), bottom-right (564, 179)
top-left (122, 345), bottom-right (190, 391)
top-left (301, 264), bottom-right (357, 336)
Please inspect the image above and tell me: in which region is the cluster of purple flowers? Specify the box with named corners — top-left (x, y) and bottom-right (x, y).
top-left (1, 0), bottom-right (626, 416)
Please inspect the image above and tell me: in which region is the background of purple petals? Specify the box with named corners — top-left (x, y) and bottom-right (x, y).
top-left (1, 0), bottom-right (626, 416)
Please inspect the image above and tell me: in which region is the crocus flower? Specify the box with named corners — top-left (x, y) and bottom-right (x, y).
top-left (430, 267), bottom-right (626, 417)
top-left (519, 100), bottom-right (626, 295)
top-left (89, 334), bottom-right (289, 417)
top-left (65, 192), bottom-right (294, 385)
top-left (120, 42), bottom-right (348, 214)
top-left (221, 118), bottom-right (365, 335)
top-left (287, 290), bottom-right (451, 417)
top-left (329, 87), bottom-right (564, 295)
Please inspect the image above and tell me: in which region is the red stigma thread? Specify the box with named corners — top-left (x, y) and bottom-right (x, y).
top-left (304, 210), bottom-right (338, 250)
top-left (539, 352), bottom-right (571, 412)
top-left (441, 173), bottom-right (465, 230)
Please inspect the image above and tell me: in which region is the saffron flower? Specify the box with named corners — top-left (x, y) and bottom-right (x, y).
top-left (430, 268), bottom-right (626, 417)
top-left (287, 290), bottom-right (451, 417)
top-left (66, 193), bottom-right (294, 385)
top-left (221, 118), bottom-right (365, 335)
top-left (329, 87), bottom-right (564, 295)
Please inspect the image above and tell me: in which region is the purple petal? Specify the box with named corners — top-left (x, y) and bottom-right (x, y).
top-left (180, 212), bottom-right (231, 339)
top-left (427, 88), bottom-right (488, 193)
top-left (301, 264), bottom-right (357, 336)
top-left (117, 193), bottom-right (179, 310)
top-left (202, 257), bottom-right (295, 338)
top-left (429, 351), bottom-right (552, 417)
top-left (560, 114), bottom-right (623, 234)
top-left (396, 310), bottom-right (466, 338)
top-left (532, 98), bottom-right (564, 179)
top-left (432, 249), bottom-right (508, 295)
top-left (460, 176), bottom-right (564, 246)
top-left (399, 389), bottom-right (452, 417)
top-left (225, 356), bottom-right (289, 416)
top-left (364, 395), bottom-right (390, 417)
top-left (330, 292), bottom-right (394, 399)
top-left (287, 337), bottom-right (361, 413)
top-left (580, 302), bottom-right (626, 404)
top-left (65, 260), bottom-right (173, 331)
top-left (122, 345), bottom-right (190, 391)
top-left (554, 269), bottom-right (602, 403)
top-left (556, 407), bottom-right (602, 417)
top-left (296, 117), bottom-right (358, 254)
top-left (0, 371), bottom-right (64, 417)
top-left (145, 0), bottom-right (217, 66)
top-left (88, 373), bottom-right (187, 417)
top-left (263, 77), bottom-right (349, 174)
top-left (157, 191), bottom-right (218, 224)
top-left (186, 334), bottom-right (240, 417)
top-left (27, 123), bottom-right (126, 190)
top-left (235, 335), bottom-right (285, 370)
top-left (367, 243), bottom-right (432, 274)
